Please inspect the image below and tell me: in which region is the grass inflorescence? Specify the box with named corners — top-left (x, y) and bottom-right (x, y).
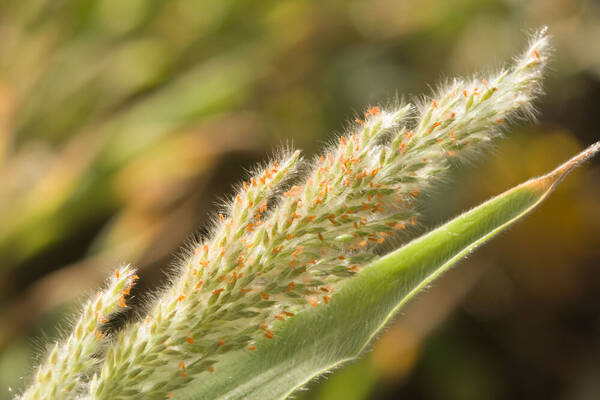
top-left (18, 29), bottom-right (550, 400)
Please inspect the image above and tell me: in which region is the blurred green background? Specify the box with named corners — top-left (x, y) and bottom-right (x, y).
top-left (1, 0), bottom-right (599, 399)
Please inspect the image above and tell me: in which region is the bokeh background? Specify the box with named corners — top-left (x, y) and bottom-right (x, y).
top-left (1, 0), bottom-right (599, 399)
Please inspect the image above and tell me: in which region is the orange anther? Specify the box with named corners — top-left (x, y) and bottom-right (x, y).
top-left (283, 185), bottom-right (303, 198)
top-left (259, 201), bottom-right (268, 213)
top-left (369, 106), bottom-right (381, 115)
top-left (272, 245), bottom-right (283, 254)
top-left (274, 313), bottom-right (285, 321)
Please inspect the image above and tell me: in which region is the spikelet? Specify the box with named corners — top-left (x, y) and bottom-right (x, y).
top-left (78, 30), bottom-right (550, 399)
top-left (17, 265), bottom-right (137, 400)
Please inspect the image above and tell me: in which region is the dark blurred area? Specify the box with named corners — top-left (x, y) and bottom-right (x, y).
top-left (1, 0), bottom-right (599, 399)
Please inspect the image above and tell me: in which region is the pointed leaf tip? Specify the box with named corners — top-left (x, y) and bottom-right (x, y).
top-left (530, 140), bottom-right (600, 195)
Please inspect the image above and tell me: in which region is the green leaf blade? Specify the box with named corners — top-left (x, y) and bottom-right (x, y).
top-left (176, 142), bottom-right (599, 400)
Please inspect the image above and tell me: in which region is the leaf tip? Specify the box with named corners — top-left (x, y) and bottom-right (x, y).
top-left (533, 140), bottom-right (600, 192)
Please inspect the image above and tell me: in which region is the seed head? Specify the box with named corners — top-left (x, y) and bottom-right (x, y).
top-left (20, 29), bottom-right (551, 400)
top-left (17, 265), bottom-right (137, 400)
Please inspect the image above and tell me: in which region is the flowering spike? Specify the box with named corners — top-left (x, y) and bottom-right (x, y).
top-left (74, 30), bottom-right (552, 400)
top-left (18, 265), bottom-right (137, 399)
